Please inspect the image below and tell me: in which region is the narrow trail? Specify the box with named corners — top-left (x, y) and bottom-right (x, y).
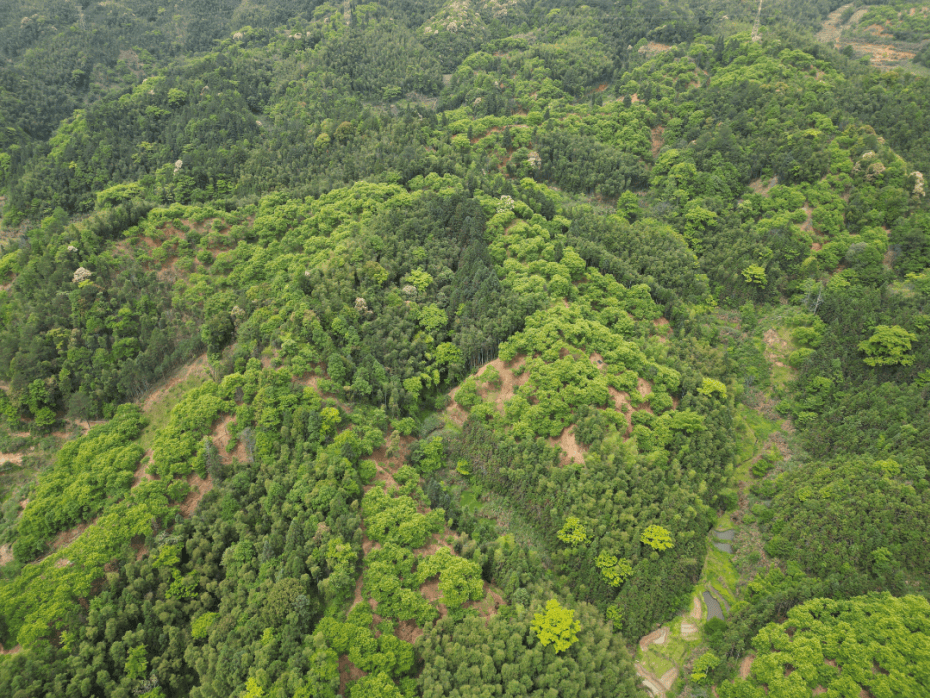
top-left (816, 4), bottom-right (853, 45)
top-left (635, 663), bottom-right (669, 698)
top-left (751, 0), bottom-right (763, 41)
top-left (815, 4), bottom-right (917, 68)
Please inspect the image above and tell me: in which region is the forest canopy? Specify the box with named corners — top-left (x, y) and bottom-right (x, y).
top-left (0, 0), bottom-right (928, 697)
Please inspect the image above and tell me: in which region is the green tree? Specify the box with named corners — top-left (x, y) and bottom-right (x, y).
top-left (125, 644), bottom-right (148, 681)
top-left (741, 264), bottom-right (767, 286)
top-left (557, 517), bottom-right (588, 546)
top-left (350, 671), bottom-right (403, 697)
top-left (641, 525), bottom-right (674, 551)
top-left (531, 599), bottom-right (581, 653)
top-left (691, 651), bottom-right (720, 683)
top-left (242, 676), bottom-right (264, 698)
top-left (698, 378), bottom-right (727, 399)
top-left (595, 553), bottom-right (633, 587)
top-left (454, 378), bottom-right (481, 409)
top-left (404, 268), bottom-right (433, 294)
top-left (858, 325), bottom-right (918, 366)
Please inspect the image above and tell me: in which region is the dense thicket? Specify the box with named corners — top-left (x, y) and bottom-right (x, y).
top-left (1, 0), bottom-right (929, 696)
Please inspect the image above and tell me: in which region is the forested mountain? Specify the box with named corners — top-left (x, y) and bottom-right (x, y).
top-left (0, 1), bottom-right (928, 697)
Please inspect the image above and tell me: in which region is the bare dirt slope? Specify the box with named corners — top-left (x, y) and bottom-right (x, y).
top-left (817, 3), bottom-right (923, 70)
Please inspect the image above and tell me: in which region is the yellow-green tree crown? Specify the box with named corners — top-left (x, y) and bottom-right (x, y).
top-left (531, 599), bottom-right (581, 653)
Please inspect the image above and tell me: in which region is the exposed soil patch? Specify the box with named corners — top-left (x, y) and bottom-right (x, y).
top-left (369, 468), bottom-right (400, 495)
top-left (609, 387), bottom-right (634, 435)
top-left (636, 662), bottom-right (668, 697)
top-left (414, 528), bottom-right (461, 557)
top-left (690, 594), bottom-right (703, 621)
top-left (350, 571), bottom-right (366, 611)
top-left (364, 438), bottom-right (413, 497)
top-left (0, 451), bottom-right (24, 465)
top-left (396, 619), bottom-right (423, 644)
top-left (338, 655), bottom-right (366, 697)
top-left (817, 4), bottom-right (854, 45)
top-left (210, 414), bottom-right (247, 465)
top-left (179, 473), bottom-right (212, 517)
top-left (477, 356), bottom-right (529, 411)
top-left (638, 41), bottom-right (673, 56)
top-left (659, 668), bottom-right (679, 690)
top-left (547, 426), bottom-right (585, 465)
top-left (849, 41), bottom-right (916, 65)
top-left (0, 544), bottom-right (13, 566)
top-left (71, 418), bottom-right (105, 436)
top-left (680, 621), bottom-right (698, 640)
top-left (362, 535), bottom-right (380, 555)
top-left (419, 577), bottom-right (449, 618)
top-left (445, 401), bottom-right (470, 426)
top-left (131, 535), bottom-right (148, 561)
top-left (817, 4), bottom-right (918, 69)
top-left (651, 126), bottom-right (665, 158)
top-left (0, 643), bottom-right (21, 655)
top-left (447, 355), bottom-right (528, 422)
top-left (801, 204), bottom-right (814, 232)
top-left (131, 458), bottom-right (155, 488)
top-left (763, 328), bottom-right (790, 368)
top-left (740, 654), bottom-right (755, 679)
top-left (292, 372), bottom-right (321, 391)
top-left (749, 176), bottom-right (778, 196)
top-left (639, 626), bottom-right (669, 652)
top-left (465, 581), bottom-right (505, 620)
top-left (418, 577), bottom-right (440, 601)
top-left (141, 354), bottom-right (209, 413)
top-left (883, 247), bottom-right (896, 270)
top-left (637, 377), bottom-right (653, 399)
top-left (51, 518), bottom-right (95, 552)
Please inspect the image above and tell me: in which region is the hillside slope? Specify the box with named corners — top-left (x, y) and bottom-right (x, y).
top-left (0, 2), bottom-right (928, 697)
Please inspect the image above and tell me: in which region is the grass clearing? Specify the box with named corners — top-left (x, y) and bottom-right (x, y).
top-left (475, 488), bottom-right (553, 565)
top-left (459, 484), bottom-right (483, 513)
top-left (139, 372), bottom-right (210, 451)
top-left (636, 602), bottom-right (703, 681)
top-left (701, 543), bottom-right (741, 606)
top-left (734, 404), bottom-right (779, 465)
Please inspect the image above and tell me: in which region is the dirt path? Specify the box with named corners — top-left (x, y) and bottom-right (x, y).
top-left (50, 518), bottom-right (96, 552)
top-left (338, 655), bottom-right (366, 697)
top-left (547, 426), bottom-right (585, 466)
top-left (816, 4), bottom-right (917, 68)
top-left (690, 594), bottom-right (703, 621)
top-left (639, 626), bottom-right (669, 652)
top-left (141, 354), bottom-right (209, 413)
top-left (131, 458), bottom-right (155, 488)
top-left (179, 473), bottom-right (212, 516)
top-left (211, 414), bottom-right (247, 465)
top-left (446, 355), bottom-right (528, 425)
top-left (817, 4), bottom-right (855, 45)
top-left (636, 662), bottom-right (672, 697)
top-left (680, 620), bottom-right (699, 640)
